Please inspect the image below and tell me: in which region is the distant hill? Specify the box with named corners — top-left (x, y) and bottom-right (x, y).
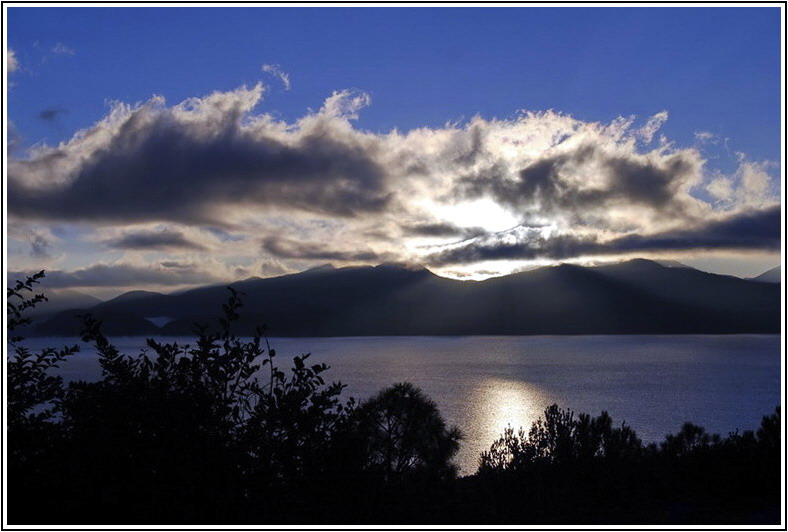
top-left (30, 260), bottom-right (780, 337)
top-left (655, 259), bottom-right (692, 269)
top-left (10, 288), bottom-right (104, 338)
top-left (750, 266), bottom-right (780, 284)
top-left (28, 289), bottom-right (103, 319)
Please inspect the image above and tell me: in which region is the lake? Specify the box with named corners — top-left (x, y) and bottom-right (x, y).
top-left (18, 334), bottom-right (782, 476)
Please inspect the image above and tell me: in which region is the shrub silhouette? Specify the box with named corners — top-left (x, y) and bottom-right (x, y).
top-left (8, 275), bottom-right (359, 523)
top-left (479, 404), bottom-right (641, 473)
top-left (7, 271), bottom-right (79, 426)
top-left (354, 382), bottom-right (462, 481)
top-left (474, 404), bottom-right (780, 524)
top-left (6, 271), bottom-right (781, 524)
top-left (7, 272), bottom-right (80, 522)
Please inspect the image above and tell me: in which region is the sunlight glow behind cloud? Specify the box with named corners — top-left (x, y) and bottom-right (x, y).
top-left (6, 84), bottom-right (780, 292)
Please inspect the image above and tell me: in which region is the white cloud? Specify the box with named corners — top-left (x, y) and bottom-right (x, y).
top-left (7, 49), bottom-right (19, 73)
top-left (706, 159), bottom-right (776, 209)
top-left (694, 130), bottom-right (718, 144)
top-left (639, 111), bottom-right (668, 143)
top-left (706, 176), bottom-right (734, 202)
top-left (51, 42), bottom-right (75, 56)
top-left (261, 63), bottom-right (291, 91)
top-left (319, 89), bottom-right (371, 119)
top-left (737, 161), bottom-right (773, 204)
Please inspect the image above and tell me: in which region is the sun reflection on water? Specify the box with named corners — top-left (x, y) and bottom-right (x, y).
top-left (456, 377), bottom-right (553, 475)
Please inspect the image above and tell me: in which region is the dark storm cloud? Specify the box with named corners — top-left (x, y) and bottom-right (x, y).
top-left (159, 260), bottom-right (193, 269)
top-left (29, 234), bottom-right (51, 258)
top-left (8, 263), bottom-right (223, 288)
top-left (458, 144), bottom-right (699, 218)
top-left (37, 108), bottom-right (67, 123)
top-left (428, 206), bottom-right (781, 265)
top-left (608, 205), bottom-right (781, 252)
top-left (401, 222), bottom-right (487, 239)
top-left (8, 86), bottom-right (391, 224)
top-left (262, 236), bottom-right (394, 263)
top-left (104, 229), bottom-right (207, 251)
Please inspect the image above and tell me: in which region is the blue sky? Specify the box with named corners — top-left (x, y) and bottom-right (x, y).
top-left (9, 7), bottom-right (781, 160)
top-left (5, 6), bottom-right (783, 296)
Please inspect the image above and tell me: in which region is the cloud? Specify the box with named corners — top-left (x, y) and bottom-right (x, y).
top-left (261, 63), bottom-right (291, 91)
top-left (694, 131), bottom-right (719, 144)
top-left (706, 176), bottom-right (734, 202)
top-left (9, 85), bottom-right (391, 224)
top-left (7, 84), bottom-right (780, 287)
top-left (30, 234), bottom-right (51, 259)
top-left (38, 108), bottom-right (67, 123)
top-left (705, 160), bottom-right (776, 208)
top-left (7, 49), bottom-right (19, 73)
top-left (9, 262), bottom-right (225, 289)
top-left (7, 121), bottom-right (23, 154)
top-left (427, 205), bottom-right (781, 265)
top-left (9, 88), bottom-right (715, 234)
top-left (51, 42), bottom-right (75, 56)
top-left (262, 235), bottom-right (395, 263)
top-left (639, 111), bottom-right (668, 143)
top-left (103, 229), bottom-right (208, 251)
top-left (259, 258), bottom-right (291, 277)
top-left (456, 140), bottom-right (703, 230)
top-left (401, 222), bottom-right (486, 239)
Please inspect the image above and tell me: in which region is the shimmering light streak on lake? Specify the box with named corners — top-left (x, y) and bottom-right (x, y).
top-left (464, 378), bottom-right (552, 468)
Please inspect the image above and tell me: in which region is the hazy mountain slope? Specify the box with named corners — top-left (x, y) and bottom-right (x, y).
top-left (89, 290), bottom-right (175, 317)
top-left (27, 289), bottom-right (103, 319)
top-left (29, 260), bottom-right (781, 337)
top-left (750, 266), bottom-right (780, 283)
top-left (11, 289), bottom-right (104, 338)
top-left (594, 259), bottom-right (779, 326)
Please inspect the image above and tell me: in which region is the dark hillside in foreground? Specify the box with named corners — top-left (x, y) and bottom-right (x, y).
top-left (32, 260), bottom-right (780, 337)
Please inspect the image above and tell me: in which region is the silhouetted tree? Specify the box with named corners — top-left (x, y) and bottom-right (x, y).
top-left (355, 382), bottom-right (462, 481)
top-left (479, 404), bottom-right (641, 473)
top-left (661, 422), bottom-right (720, 457)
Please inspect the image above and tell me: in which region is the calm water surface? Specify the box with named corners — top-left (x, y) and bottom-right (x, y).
top-left (21, 334), bottom-right (781, 475)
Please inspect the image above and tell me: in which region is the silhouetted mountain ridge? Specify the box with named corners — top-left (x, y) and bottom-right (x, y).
top-left (32, 259), bottom-right (780, 337)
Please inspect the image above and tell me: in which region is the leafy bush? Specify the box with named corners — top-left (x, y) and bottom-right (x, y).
top-left (7, 272), bottom-right (79, 511)
top-left (7, 271), bottom-right (79, 426)
top-left (7, 275), bottom-right (361, 522)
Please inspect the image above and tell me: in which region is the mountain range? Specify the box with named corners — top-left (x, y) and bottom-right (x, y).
top-left (28, 259), bottom-right (780, 337)
top-left (750, 266), bottom-right (781, 283)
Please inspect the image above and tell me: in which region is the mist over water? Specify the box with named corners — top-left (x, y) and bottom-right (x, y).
top-left (23, 334), bottom-right (781, 476)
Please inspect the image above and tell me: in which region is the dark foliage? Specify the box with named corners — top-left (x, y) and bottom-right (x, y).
top-left (7, 272), bottom-right (80, 515)
top-left (6, 274), bottom-right (460, 523)
top-left (355, 382), bottom-right (462, 481)
top-left (5, 272), bottom-right (782, 524)
top-left (479, 405), bottom-right (642, 472)
top-left (466, 404), bottom-right (781, 524)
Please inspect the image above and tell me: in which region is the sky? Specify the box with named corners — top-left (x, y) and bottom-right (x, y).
top-left (5, 5), bottom-right (784, 298)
